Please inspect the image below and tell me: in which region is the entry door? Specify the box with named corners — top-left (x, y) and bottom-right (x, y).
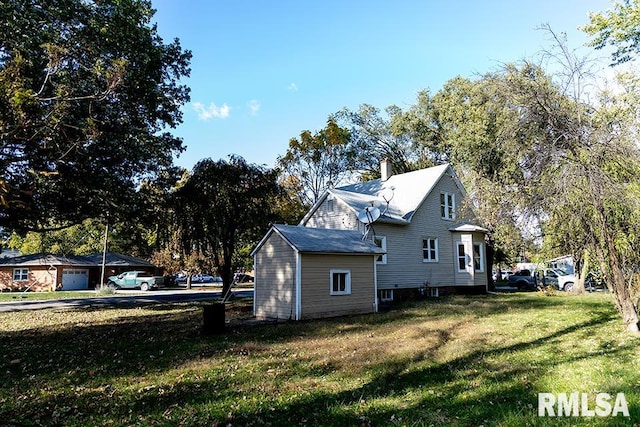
top-left (62, 269), bottom-right (89, 290)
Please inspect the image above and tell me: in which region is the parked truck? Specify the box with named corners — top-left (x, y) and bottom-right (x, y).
top-left (107, 271), bottom-right (164, 291)
top-left (508, 269), bottom-right (538, 290)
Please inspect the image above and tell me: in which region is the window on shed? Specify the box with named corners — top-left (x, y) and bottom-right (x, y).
top-left (330, 270), bottom-right (351, 295)
top-left (13, 268), bottom-right (29, 281)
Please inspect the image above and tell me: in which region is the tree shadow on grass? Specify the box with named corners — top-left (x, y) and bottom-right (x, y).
top-left (0, 294), bottom-right (632, 426)
top-left (227, 313), bottom-right (638, 427)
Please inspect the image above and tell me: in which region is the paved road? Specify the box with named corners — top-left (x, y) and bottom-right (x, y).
top-left (0, 289), bottom-right (253, 313)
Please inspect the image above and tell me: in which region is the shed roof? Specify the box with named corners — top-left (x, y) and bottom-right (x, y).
top-left (253, 224), bottom-right (385, 255)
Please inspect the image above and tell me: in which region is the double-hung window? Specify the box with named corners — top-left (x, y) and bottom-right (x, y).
top-left (456, 242), bottom-right (485, 272)
top-left (422, 238), bottom-right (438, 262)
top-left (440, 192), bottom-right (455, 220)
top-left (374, 236), bottom-right (387, 264)
top-left (330, 270), bottom-right (351, 295)
top-left (473, 243), bottom-right (484, 272)
top-left (13, 268), bottom-right (29, 281)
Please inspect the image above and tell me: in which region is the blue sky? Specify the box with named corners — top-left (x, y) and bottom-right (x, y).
top-left (150, 0), bottom-right (613, 171)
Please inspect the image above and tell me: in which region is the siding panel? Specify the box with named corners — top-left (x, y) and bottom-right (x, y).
top-left (254, 233), bottom-right (297, 320)
top-left (300, 254), bottom-right (376, 319)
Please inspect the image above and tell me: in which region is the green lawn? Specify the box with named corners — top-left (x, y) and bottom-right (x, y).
top-left (0, 290), bottom-right (100, 302)
top-left (0, 293), bottom-right (638, 426)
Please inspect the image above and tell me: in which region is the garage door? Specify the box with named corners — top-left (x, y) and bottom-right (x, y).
top-left (62, 269), bottom-right (89, 290)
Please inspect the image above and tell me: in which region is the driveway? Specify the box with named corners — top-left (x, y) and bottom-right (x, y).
top-left (0, 288), bottom-right (253, 313)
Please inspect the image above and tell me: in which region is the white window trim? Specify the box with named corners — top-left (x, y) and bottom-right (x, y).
top-left (422, 237), bottom-right (439, 263)
top-left (456, 243), bottom-right (469, 273)
top-left (473, 243), bottom-right (485, 273)
top-left (13, 268), bottom-right (29, 282)
top-left (375, 236), bottom-right (387, 264)
top-left (380, 289), bottom-right (393, 302)
top-left (440, 192), bottom-right (456, 221)
top-left (330, 269), bottom-right (351, 295)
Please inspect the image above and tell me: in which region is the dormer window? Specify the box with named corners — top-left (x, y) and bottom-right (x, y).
top-left (440, 192), bottom-right (455, 220)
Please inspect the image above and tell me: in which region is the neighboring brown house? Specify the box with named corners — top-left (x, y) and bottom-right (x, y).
top-left (0, 252), bottom-right (160, 292)
top-left (251, 224), bottom-right (384, 320)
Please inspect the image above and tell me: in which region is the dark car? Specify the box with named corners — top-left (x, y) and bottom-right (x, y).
top-left (234, 273), bottom-right (254, 283)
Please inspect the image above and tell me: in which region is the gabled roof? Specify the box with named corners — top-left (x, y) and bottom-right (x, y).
top-left (252, 224), bottom-right (385, 256)
top-left (301, 163), bottom-right (463, 225)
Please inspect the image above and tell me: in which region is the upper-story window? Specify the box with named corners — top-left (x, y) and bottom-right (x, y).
top-left (440, 192), bottom-right (455, 220)
top-left (327, 194), bottom-right (334, 212)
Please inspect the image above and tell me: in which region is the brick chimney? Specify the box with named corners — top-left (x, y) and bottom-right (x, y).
top-left (381, 158), bottom-right (392, 181)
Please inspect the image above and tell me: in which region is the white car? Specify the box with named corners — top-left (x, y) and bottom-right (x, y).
top-left (544, 268), bottom-right (575, 292)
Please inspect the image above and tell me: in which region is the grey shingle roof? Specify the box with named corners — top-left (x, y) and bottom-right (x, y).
top-left (0, 252), bottom-right (154, 267)
top-left (272, 224), bottom-right (384, 254)
top-left (334, 163), bottom-right (452, 224)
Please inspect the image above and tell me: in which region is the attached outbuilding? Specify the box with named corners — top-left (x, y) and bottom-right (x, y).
top-left (252, 224), bottom-right (385, 320)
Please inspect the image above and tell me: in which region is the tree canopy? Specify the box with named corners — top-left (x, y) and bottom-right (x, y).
top-left (0, 0), bottom-right (191, 231)
top-left (169, 156), bottom-right (281, 295)
top-left (277, 118), bottom-right (353, 207)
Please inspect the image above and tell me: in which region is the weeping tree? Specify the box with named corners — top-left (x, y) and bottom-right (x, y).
top-left (172, 156), bottom-right (281, 296)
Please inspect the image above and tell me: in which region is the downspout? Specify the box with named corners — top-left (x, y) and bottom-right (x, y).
top-left (295, 250), bottom-right (302, 320)
top-left (252, 254), bottom-right (257, 317)
top-left (100, 222), bottom-right (109, 288)
top-left (373, 255), bottom-right (378, 313)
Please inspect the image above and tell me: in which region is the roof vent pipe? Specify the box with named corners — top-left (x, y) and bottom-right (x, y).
top-left (381, 158), bottom-right (392, 181)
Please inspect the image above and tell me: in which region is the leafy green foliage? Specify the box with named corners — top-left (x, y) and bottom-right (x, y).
top-left (0, 0), bottom-right (191, 231)
top-left (172, 156), bottom-right (281, 293)
top-left (277, 118), bottom-right (354, 206)
top-left (582, 0), bottom-right (640, 65)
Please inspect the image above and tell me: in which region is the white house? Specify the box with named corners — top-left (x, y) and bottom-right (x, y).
top-left (253, 162), bottom-right (488, 319)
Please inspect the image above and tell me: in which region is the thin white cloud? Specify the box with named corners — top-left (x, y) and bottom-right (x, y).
top-left (288, 82), bottom-right (298, 91)
top-left (192, 101), bottom-right (230, 120)
top-left (247, 99), bottom-right (261, 115)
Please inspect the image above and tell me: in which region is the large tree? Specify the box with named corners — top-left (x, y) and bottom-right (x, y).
top-left (277, 118), bottom-right (354, 207)
top-left (333, 103), bottom-right (442, 180)
top-left (172, 156), bottom-right (281, 296)
top-left (0, 0), bottom-right (191, 231)
top-left (422, 30), bottom-right (640, 331)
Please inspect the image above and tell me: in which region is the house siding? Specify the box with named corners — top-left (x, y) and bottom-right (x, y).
top-left (303, 171), bottom-right (487, 291)
top-left (254, 232), bottom-right (298, 320)
top-left (299, 254), bottom-right (376, 319)
top-left (0, 266), bottom-right (58, 292)
top-left (305, 197), bottom-right (362, 232)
